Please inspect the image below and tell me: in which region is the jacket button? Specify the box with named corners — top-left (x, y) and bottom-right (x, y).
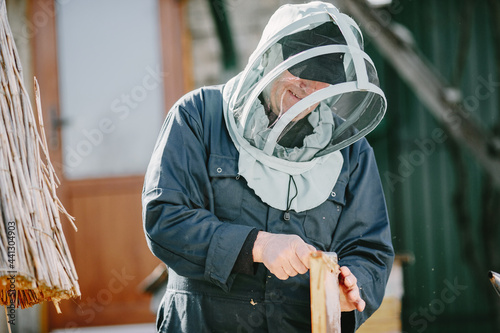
top-left (217, 167), bottom-right (222, 173)
top-left (331, 191), bottom-right (336, 197)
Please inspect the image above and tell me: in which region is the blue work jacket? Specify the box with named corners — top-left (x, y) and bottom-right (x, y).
top-left (142, 86), bottom-right (394, 332)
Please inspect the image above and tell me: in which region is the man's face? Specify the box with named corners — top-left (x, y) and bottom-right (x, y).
top-left (269, 70), bottom-right (330, 121)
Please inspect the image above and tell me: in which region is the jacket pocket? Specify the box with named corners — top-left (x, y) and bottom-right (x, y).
top-left (208, 154), bottom-right (243, 222)
top-left (303, 180), bottom-right (347, 250)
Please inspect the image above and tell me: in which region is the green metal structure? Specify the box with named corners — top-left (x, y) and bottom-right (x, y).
top-left (366, 0), bottom-right (500, 331)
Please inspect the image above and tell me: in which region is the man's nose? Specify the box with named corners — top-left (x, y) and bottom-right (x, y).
top-left (299, 78), bottom-right (329, 92)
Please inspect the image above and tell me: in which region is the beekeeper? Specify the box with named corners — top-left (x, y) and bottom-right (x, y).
top-left (142, 2), bottom-right (394, 332)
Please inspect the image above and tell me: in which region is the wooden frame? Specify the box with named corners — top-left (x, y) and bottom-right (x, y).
top-left (310, 252), bottom-right (341, 333)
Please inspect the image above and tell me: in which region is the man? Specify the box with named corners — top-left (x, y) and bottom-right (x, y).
top-left (142, 2), bottom-right (394, 332)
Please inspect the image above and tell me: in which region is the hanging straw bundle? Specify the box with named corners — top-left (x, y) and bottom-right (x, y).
top-left (0, 0), bottom-right (79, 313)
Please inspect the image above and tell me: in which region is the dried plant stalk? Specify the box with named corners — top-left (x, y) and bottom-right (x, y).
top-left (310, 252), bottom-right (341, 333)
top-left (0, 0), bottom-right (79, 312)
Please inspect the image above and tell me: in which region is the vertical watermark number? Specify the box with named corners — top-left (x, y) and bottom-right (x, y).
top-left (6, 221), bottom-right (17, 325)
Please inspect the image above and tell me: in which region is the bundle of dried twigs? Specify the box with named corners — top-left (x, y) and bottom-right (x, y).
top-left (0, 0), bottom-right (79, 312)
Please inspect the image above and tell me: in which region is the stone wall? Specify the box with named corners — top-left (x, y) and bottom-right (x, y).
top-left (186, 0), bottom-right (303, 88)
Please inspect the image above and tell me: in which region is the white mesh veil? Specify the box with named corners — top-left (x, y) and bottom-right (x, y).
top-left (225, 3), bottom-right (385, 162)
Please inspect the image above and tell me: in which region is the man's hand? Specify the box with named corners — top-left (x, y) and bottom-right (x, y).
top-left (252, 231), bottom-right (316, 280)
top-left (339, 266), bottom-right (366, 312)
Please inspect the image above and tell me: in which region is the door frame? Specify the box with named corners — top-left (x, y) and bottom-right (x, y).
top-left (29, 0), bottom-right (190, 329)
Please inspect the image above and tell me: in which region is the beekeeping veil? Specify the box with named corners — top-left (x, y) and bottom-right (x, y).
top-left (222, 1), bottom-right (386, 212)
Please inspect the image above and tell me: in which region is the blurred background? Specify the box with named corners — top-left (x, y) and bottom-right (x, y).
top-left (1, 0), bottom-right (499, 332)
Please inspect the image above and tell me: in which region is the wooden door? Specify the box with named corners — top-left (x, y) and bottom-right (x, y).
top-left (30, 0), bottom-right (187, 329)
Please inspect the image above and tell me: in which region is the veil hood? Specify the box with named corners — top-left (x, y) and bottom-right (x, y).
top-left (222, 2), bottom-right (386, 212)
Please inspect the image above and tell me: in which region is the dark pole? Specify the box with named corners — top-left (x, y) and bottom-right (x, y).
top-left (207, 0), bottom-right (238, 71)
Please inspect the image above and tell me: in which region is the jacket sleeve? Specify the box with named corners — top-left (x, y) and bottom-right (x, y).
top-left (333, 143), bottom-right (395, 331)
top-left (142, 97), bottom-right (254, 292)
